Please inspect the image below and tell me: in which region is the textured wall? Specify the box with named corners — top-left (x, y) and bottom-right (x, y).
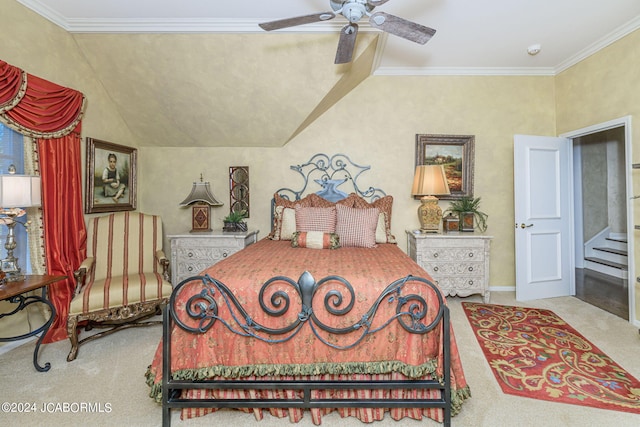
top-left (580, 135), bottom-right (609, 241)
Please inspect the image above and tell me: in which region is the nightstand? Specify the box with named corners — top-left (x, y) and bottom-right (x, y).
top-left (406, 231), bottom-right (492, 302)
top-left (168, 230), bottom-right (259, 285)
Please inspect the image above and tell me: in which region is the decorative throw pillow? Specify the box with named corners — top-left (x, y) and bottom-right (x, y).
top-left (268, 193), bottom-right (315, 239)
top-left (375, 212), bottom-right (388, 244)
top-left (349, 194), bottom-right (396, 243)
top-left (291, 231), bottom-right (340, 249)
top-left (270, 206), bottom-right (297, 240)
top-left (335, 204), bottom-right (379, 248)
top-left (295, 206), bottom-right (337, 233)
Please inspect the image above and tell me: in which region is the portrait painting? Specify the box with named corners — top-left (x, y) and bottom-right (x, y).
top-left (85, 138), bottom-right (137, 213)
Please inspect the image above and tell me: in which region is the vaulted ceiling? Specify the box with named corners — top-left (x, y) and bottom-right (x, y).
top-left (15, 0), bottom-right (640, 147)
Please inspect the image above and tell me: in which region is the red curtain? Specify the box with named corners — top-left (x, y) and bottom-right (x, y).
top-left (0, 59), bottom-right (87, 343)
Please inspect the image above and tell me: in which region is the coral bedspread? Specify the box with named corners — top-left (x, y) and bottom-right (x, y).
top-left (147, 239), bottom-right (469, 423)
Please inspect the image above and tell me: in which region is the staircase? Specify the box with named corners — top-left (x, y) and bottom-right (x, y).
top-left (584, 232), bottom-right (628, 279)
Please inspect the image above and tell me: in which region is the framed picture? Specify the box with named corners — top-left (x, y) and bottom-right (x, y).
top-left (85, 137), bottom-right (137, 213)
top-left (415, 134), bottom-right (475, 200)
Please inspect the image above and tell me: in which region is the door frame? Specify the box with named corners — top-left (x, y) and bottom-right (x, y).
top-left (560, 115), bottom-right (636, 325)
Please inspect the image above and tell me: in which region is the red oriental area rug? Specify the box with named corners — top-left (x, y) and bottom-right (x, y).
top-left (462, 302), bottom-right (640, 414)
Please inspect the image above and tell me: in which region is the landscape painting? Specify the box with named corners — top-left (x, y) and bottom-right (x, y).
top-left (415, 134), bottom-right (475, 200)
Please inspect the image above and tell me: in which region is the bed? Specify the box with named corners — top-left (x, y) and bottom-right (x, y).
top-left (146, 154), bottom-right (470, 426)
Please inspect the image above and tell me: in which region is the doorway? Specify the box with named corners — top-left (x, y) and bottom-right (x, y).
top-left (564, 117), bottom-right (634, 321)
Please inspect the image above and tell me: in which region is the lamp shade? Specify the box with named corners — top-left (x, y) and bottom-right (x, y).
top-left (0, 174), bottom-right (41, 207)
top-left (411, 165), bottom-right (450, 197)
top-left (179, 181), bottom-right (223, 207)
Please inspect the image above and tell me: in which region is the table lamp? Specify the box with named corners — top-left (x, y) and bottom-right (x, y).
top-left (411, 165), bottom-right (450, 233)
top-left (179, 174), bottom-right (223, 232)
top-left (0, 165), bottom-right (42, 282)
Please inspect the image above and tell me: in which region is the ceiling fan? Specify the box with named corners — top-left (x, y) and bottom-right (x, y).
top-left (259, 0), bottom-right (436, 64)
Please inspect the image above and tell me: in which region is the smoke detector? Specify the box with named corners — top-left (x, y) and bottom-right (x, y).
top-left (527, 44), bottom-right (541, 56)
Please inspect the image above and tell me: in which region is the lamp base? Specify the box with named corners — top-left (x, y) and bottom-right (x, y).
top-left (1, 258), bottom-right (23, 282)
top-left (2, 219), bottom-right (24, 281)
top-left (191, 204), bottom-right (212, 232)
top-left (417, 195), bottom-right (443, 234)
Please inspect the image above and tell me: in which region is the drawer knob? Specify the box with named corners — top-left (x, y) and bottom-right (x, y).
top-left (188, 252), bottom-right (193, 258)
top-left (468, 266), bottom-right (474, 272)
top-left (434, 253), bottom-right (439, 258)
top-left (468, 280), bottom-right (474, 285)
top-left (433, 266), bottom-right (438, 272)
top-left (468, 253), bottom-right (473, 257)
top-left (188, 266), bottom-right (193, 272)
top-left (223, 252), bottom-right (228, 258)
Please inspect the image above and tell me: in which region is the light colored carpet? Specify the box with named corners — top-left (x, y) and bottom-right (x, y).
top-left (1, 291), bottom-right (639, 427)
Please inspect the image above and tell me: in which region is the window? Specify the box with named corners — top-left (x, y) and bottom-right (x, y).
top-left (0, 123), bottom-right (30, 274)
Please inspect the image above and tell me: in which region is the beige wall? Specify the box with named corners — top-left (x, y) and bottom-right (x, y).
top-left (141, 75), bottom-right (556, 289)
top-left (555, 29), bottom-right (640, 320)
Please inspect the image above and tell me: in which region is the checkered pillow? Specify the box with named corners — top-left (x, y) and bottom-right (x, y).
top-left (335, 204), bottom-right (379, 248)
top-left (294, 206), bottom-right (337, 233)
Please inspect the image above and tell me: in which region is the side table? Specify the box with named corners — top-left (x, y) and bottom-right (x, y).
top-left (168, 230), bottom-right (259, 285)
top-left (0, 274), bottom-right (66, 372)
top-left (406, 231), bottom-right (492, 302)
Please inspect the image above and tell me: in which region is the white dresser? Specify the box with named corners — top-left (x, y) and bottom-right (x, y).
top-left (406, 231), bottom-right (492, 302)
top-left (168, 230), bottom-right (259, 285)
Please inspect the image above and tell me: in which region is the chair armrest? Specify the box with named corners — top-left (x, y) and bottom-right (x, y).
top-left (156, 250), bottom-right (171, 283)
top-left (73, 257), bottom-right (95, 295)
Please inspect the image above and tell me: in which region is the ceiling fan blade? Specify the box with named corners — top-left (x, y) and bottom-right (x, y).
top-left (369, 11), bottom-right (436, 45)
top-left (367, 0), bottom-right (392, 6)
top-left (335, 23), bottom-right (359, 64)
top-left (259, 12), bottom-right (336, 31)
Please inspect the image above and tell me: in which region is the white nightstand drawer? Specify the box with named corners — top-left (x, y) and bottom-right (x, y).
top-left (423, 261), bottom-right (485, 276)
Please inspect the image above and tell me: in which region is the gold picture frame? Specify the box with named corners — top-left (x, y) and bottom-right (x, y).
top-left (415, 134), bottom-right (475, 200)
top-left (85, 138), bottom-right (137, 213)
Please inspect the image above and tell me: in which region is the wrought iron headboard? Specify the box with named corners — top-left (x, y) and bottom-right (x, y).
top-left (274, 153), bottom-right (386, 201)
top-left (271, 153), bottom-right (387, 227)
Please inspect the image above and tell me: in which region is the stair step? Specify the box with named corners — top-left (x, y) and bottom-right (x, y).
top-left (594, 246), bottom-right (628, 257)
top-left (584, 257), bottom-right (628, 271)
top-left (606, 236), bottom-right (627, 244)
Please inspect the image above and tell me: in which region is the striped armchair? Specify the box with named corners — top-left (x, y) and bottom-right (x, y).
top-left (66, 211), bottom-right (173, 362)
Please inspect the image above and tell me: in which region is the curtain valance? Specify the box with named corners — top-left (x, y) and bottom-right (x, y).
top-left (0, 60), bottom-right (86, 138)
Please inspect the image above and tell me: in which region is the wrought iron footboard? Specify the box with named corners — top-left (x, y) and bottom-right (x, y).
top-left (161, 272), bottom-right (452, 427)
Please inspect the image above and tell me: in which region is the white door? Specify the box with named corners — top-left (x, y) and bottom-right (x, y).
top-left (514, 135), bottom-right (574, 300)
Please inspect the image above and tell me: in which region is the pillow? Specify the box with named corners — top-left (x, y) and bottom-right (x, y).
top-left (375, 212), bottom-right (388, 244)
top-left (268, 193), bottom-right (315, 239)
top-left (307, 193), bottom-right (337, 208)
top-left (341, 193), bottom-right (396, 244)
top-left (270, 206), bottom-right (297, 240)
top-left (291, 231), bottom-right (340, 249)
top-left (335, 204), bottom-right (379, 248)
top-left (295, 206), bottom-right (337, 233)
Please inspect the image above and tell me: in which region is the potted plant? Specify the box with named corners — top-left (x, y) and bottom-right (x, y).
top-left (444, 196), bottom-right (488, 232)
top-left (222, 210), bottom-right (248, 232)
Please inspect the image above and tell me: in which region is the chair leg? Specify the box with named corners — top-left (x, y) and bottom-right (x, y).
top-left (66, 315), bottom-right (79, 362)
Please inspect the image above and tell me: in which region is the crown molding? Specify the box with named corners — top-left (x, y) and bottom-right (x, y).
top-left (373, 67), bottom-right (557, 76)
top-left (554, 14), bottom-right (640, 74)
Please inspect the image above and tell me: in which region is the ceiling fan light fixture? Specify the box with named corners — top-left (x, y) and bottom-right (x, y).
top-left (342, 3), bottom-right (367, 23)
